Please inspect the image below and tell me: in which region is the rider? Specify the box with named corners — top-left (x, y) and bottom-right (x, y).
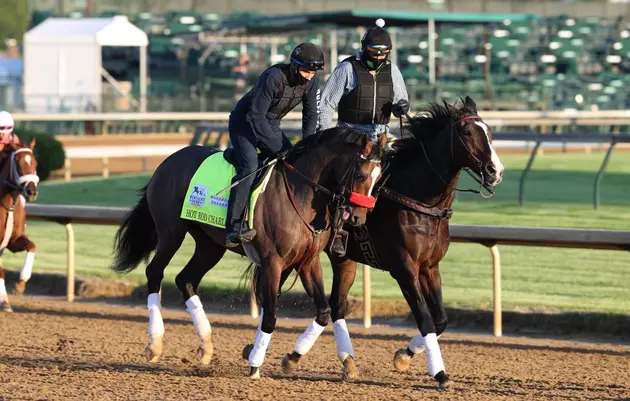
top-left (318, 19), bottom-right (409, 143)
top-left (0, 111), bottom-right (19, 152)
top-left (225, 42), bottom-right (324, 248)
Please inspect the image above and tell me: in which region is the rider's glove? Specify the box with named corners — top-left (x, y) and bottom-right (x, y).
top-left (392, 99), bottom-right (410, 118)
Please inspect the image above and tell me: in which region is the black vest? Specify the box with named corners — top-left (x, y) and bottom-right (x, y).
top-left (266, 64), bottom-right (311, 120)
top-left (337, 57), bottom-right (394, 125)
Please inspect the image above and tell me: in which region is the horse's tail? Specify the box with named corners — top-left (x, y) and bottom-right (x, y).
top-left (111, 185), bottom-right (157, 273)
top-left (241, 262), bottom-right (263, 306)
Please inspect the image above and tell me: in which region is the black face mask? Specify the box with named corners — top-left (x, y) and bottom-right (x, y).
top-left (361, 51), bottom-right (387, 71)
top-left (289, 63), bottom-right (309, 86)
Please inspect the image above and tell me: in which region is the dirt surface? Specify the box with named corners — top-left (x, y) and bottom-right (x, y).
top-left (1, 297), bottom-right (629, 400)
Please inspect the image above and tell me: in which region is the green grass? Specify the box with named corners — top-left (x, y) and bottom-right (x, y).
top-left (4, 151), bottom-right (629, 314)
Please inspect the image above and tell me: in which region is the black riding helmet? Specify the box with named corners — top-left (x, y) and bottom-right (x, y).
top-left (360, 18), bottom-right (392, 70)
top-left (289, 42), bottom-right (325, 85)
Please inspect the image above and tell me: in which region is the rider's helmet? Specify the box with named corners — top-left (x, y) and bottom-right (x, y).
top-left (360, 19), bottom-right (392, 70)
top-left (289, 42), bottom-right (325, 85)
top-left (0, 111), bottom-right (15, 144)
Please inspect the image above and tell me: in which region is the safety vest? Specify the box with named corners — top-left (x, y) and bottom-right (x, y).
top-left (337, 57), bottom-right (394, 125)
top-left (266, 64), bottom-right (312, 120)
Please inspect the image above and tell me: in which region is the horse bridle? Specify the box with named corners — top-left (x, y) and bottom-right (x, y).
top-left (417, 114), bottom-right (497, 200)
top-left (4, 148), bottom-right (39, 196)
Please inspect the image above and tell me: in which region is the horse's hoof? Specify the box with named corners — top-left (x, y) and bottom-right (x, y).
top-left (242, 343), bottom-right (254, 361)
top-left (282, 352), bottom-right (301, 374)
top-left (248, 366), bottom-right (260, 379)
top-left (435, 370), bottom-right (450, 391)
top-left (196, 334), bottom-right (213, 365)
top-left (145, 336), bottom-right (163, 363)
top-left (342, 356), bottom-right (359, 381)
top-left (393, 348), bottom-right (413, 372)
top-left (0, 300), bottom-right (13, 313)
top-left (12, 280), bottom-right (26, 296)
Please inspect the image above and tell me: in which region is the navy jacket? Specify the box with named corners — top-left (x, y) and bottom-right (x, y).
top-left (230, 65), bottom-right (319, 154)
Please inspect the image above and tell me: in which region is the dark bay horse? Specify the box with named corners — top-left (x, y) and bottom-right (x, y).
top-left (0, 140), bottom-right (40, 312)
top-left (281, 97), bottom-right (505, 387)
top-left (111, 127), bottom-right (387, 378)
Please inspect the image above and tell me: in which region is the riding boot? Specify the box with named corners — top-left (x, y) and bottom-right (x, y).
top-left (225, 175), bottom-right (256, 248)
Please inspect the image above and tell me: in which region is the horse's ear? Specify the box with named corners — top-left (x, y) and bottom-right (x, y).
top-left (442, 100), bottom-right (452, 113)
top-left (29, 137), bottom-right (36, 149)
top-left (361, 140), bottom-right (374, 158)
top-left (465, 96), bottom-right (477, 113)
top-left (377, 133), bottom-right (388, 150)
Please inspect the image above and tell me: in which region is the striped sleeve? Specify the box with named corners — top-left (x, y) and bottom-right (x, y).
top-left (390, 63), bottom-right (409, 105)
top-left (318, 61), bottom-right (354, 131)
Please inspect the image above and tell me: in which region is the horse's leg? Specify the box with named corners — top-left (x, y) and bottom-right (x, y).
top-left (6, 235), bottom-right (35, 296)
top-left (144, 223), bottom-right (187, 363)
top-left (282, 259), bottom-right (331, 374)
top-left (0, 261), bottom-right (12, 312)
top-left (175, 225), bottom-right (226, 365)
top-left (328, 255), bottom-right (359, 380)
top-left (247, 258), bottom-right (282, 379)
top-left (241, 267), bottom-right (293, 361)
top-left (422, 264), bottom-right (447, 336)
top-left (391, 260), bottom-right (448, 389)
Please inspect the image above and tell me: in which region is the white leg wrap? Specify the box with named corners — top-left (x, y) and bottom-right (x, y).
top-left (249, 322), bottom-right (272, 368)
top-left (185, 295), bottom-right (212, 339)
top-left (294, 319), bottom-right (326, 355)
top-left (423, 333), bottom-right (445, 376)
top-left (408, 333), bottom-right (426, 354)
top-left (20, 252), bottom-right (36, 282)
top-left (0, 278), bottom-right (7, 296)
top-left (147, 293), bottom-right (165, 340)
top-left (333, 319), bottom-right (354, 362)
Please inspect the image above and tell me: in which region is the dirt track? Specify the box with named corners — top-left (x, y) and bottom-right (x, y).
top-left (1, 297), bottom-right (629, 401)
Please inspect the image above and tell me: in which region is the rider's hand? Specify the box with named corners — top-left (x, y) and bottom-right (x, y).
top-left (392, 99), bottom-right (410, 118)
top-left (275, 148), bottom-right (290, 160)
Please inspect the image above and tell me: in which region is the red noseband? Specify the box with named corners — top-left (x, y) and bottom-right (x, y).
top-left (349, 192), bottom-right (377, 209)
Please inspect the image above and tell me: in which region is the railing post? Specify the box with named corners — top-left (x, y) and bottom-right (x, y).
top-left (65, 223), bottom-right (75, 302)
top-left (593, 140), bottom-right (617, 210)
top-left (519, 141), bottom-right (542, 206)
top-left (363, 263), bottom-right (371, 328)
top-left (489, 244), bottom-right (502, 337)
top-left (64, 159), bottom-right (72, 182)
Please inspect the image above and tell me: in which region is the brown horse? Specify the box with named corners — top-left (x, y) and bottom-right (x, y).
top-left (0, 139), bottom-right (40, 312)
top-left (281, 97), bottom-right (505, 387)
top-left (111, 127), bottom-right (387, 378)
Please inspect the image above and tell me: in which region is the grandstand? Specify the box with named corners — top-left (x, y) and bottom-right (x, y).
top-left (4, 1), bottom-right (630, 112)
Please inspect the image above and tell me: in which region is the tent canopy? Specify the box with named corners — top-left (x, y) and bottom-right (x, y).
top-left (24, 16), bottom-right (148, 47)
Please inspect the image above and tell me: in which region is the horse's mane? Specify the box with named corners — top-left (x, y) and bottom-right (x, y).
top-left (286, 127), bottom-right (370, 161)
top-left (392, 98), bottom-right (476, 157)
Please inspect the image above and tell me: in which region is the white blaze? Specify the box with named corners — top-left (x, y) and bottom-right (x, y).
top-left (368, 166), bottom-right (381, 196)
top-left (474, 121), bottom-right (504, 186)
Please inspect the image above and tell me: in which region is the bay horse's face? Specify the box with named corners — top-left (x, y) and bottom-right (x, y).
top-left (333, 133), bottom-right (387, 226)
top-left (9, 139), bottom-right (40, 201)
top-left (453, 97), bottom-right (504, 191)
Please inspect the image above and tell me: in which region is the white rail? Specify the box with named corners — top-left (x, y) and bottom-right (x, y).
top-left (24, 204), bottom-right (630, 336)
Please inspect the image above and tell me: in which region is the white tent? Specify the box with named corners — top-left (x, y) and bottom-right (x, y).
top-left (23, 16), bottom-right (149, 113)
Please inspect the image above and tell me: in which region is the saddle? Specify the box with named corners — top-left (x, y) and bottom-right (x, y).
top-left (222, 148), bottom-right (275, 190)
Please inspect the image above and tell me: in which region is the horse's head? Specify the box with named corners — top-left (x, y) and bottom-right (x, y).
top-left (2, 138), bottom-right (39, 201)
top-left (398, 96), bottom-right (504, 195)
top-left (450, 96), bottom-right (504, 191)
top-left (287, 128), bottom-right (387, 226)
top-left (340, 132), bottom-right (387, 226)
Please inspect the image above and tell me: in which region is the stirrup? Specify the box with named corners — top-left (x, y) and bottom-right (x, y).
top-left (330, 229), bottom-right (349, 257)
